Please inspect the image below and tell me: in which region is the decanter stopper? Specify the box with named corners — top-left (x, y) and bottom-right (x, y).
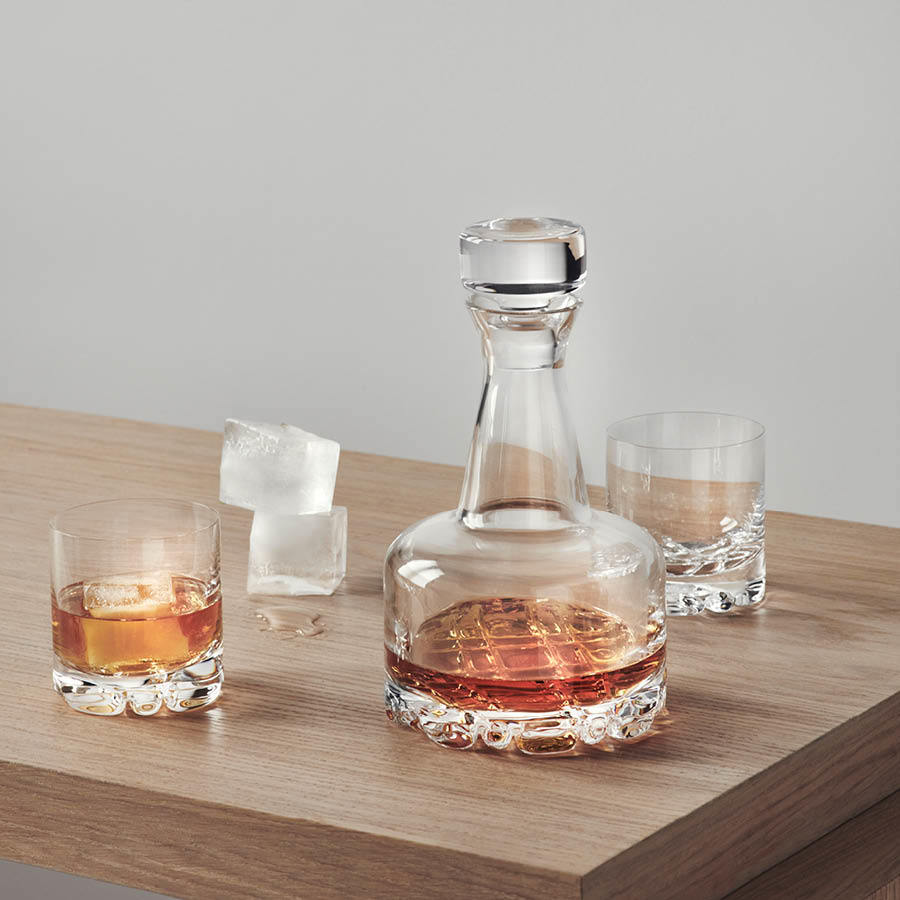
top-left (459, 216), bottom-right (586, 302)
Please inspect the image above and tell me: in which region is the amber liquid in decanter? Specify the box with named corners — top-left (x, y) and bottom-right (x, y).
top-left (386, 597), bottom-right (665, 712)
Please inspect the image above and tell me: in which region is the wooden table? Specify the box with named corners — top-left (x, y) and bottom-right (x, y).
top-left (0, 405), bottom-right (898, 900)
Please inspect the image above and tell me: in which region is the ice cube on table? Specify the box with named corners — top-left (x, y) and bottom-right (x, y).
top-left (83, 571), bottom-right (175, 619)
top-left (219, 419), bottom-right (340, 515)
top-left (248, 507), bottom-right (347, 596)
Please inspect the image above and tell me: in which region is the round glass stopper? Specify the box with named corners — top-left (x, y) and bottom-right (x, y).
top-left (459, 216), bottom-right (586, 296)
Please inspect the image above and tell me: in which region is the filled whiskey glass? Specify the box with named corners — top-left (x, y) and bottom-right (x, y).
top-left (50, 499), bottom-right (223, 715)
top-left (384, 218), bottom-right (667, 755)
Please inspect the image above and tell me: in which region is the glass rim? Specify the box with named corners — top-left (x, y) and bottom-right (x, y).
top-left (606, 411), bottom-right (765, 451)
top-left (49, 498), bottom-right (220, 541)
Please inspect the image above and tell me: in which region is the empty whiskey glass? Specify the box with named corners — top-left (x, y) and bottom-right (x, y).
top-left (607, 412), bottom-right (765, 616)
top-left (384, 218), bottom-right (667, 755)
top-left (50, 499), bottom-right (224, 715)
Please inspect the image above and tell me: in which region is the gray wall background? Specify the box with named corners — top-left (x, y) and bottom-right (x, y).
top-left (0, 4), bottom-right (898, 897)
top-left (2, 1), bottom-right (899, 535)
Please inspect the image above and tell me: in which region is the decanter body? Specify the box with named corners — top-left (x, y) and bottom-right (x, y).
top-left (384, 217), bottom-right (666, 755)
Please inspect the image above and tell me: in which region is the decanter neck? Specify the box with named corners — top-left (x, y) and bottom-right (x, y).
top-left (458, 293), bottom-right (590, 530)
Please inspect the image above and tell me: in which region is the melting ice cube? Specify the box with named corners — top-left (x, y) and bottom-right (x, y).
top-left (219, 419), bottom-right (340, 515)
top-left (247, 507), bottom-right (347, 596)
top-left (83, 572), bottom-right (176, 620)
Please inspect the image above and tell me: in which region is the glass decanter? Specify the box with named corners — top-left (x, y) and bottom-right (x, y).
top-left (384, 217), bottom-right (666, 755)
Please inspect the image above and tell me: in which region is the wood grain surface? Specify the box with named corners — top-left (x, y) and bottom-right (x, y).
top-left (725, 791), bottom-right (900, 900)
top-left (0, 405), bottom-right (898, 899)
top-left (868, 878), bottom-right (900, 900)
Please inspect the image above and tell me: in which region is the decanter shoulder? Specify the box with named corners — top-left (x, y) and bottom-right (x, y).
top-left (384, 508), bottom-right (664, 582)
top-left (384, 511), bottom-right (460, 568)
top-left (586, 509), bottom-right (664, 563)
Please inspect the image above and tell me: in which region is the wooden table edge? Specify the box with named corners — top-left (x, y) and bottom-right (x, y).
top-left (0, 760), bottom-right (581, 900)
top-left (582, 690), bottom-right (900, 899)
top-left (724, 788), bottom-right (900, 899)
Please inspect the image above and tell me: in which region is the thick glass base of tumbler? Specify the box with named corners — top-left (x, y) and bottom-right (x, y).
top-left (385, 664), bottom-right (666, 756)
top-left (52, 644), bottom-right (223, 716)
top-left (666, 577), bottom-right (766, 616)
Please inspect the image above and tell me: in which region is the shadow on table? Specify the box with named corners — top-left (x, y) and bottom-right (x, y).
top-left (211, 672), bottom-right (321, 725)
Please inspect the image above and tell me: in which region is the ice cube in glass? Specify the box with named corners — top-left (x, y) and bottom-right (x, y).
top-left (83, 571), bottom-right (176, 619)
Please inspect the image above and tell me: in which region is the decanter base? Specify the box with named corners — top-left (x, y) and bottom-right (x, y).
top-left (385, 664), bottom-right (666, 755)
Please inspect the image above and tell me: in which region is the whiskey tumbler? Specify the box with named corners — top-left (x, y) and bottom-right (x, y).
top-left (607, 412), bottom-right (765, 615)
top-left (50, 499), bottom-right (224, 715)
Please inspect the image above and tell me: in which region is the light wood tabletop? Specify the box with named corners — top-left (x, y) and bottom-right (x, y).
top-left (0, 405), bottom-right (898, 900)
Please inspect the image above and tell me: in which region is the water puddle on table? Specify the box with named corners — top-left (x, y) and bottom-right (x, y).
top-left (253, 605), bottom-right (325, 638)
